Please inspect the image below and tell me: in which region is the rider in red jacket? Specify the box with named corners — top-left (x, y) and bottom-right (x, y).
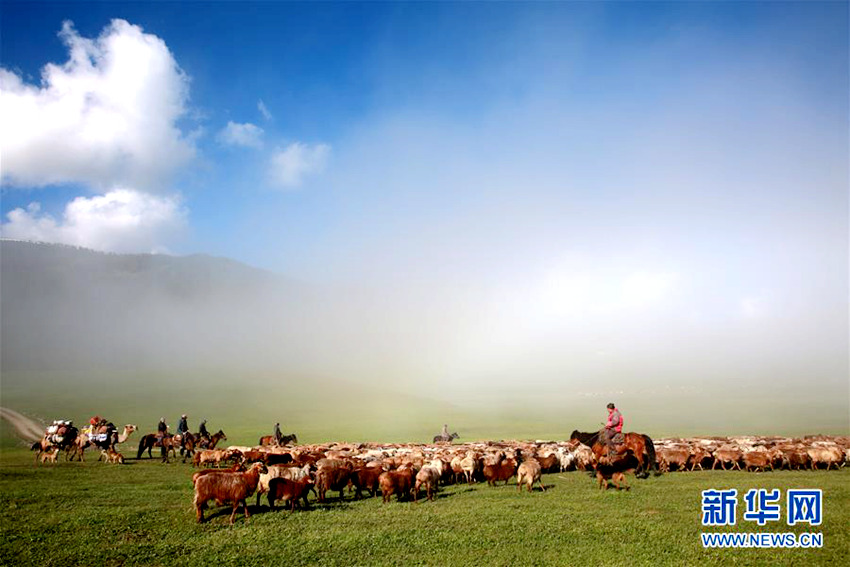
top-left (604, 403), bottom-right (623, 456)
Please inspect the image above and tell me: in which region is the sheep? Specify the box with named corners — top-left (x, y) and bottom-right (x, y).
top-left (352, 464), bottom-right (384, 499)
top-left (536, 453), bottom-right (559, 474)
top-left (315, 460), bottom-right (353, 502)
top-left (712, 445), bottom-right (743, 470)
top-left (807, 446), bottom-right (843, 470)
top-left (459, 452), bottom-right (478, 484)
top-left (414, 462), bottom-right (442, 502)
top-left (192, 462), bottom-right (247, 485)
top-left (556, 446), bottom-right (576, 472)
top-left (688, 446), bottom-right (711, 471)
top-left (267, 476), bottom-right (314, 511)
top-left (573, 445), bottom-right (594, 471)
top-left (742, 450), bottom-right (771, 472)
top-left (516, 459), bottom-right (545, 493)
top-left (193, 462), bottom-right (267, 524)
top-left (379, 467), bottom-right (416, 503)
top-left (657, 447), bottom-right (690, 473)
top-left (482, 452), bottom-right (518, 486)
top-left (193, 449), bottom-right (237, 468)
top-left (256, 463), bottom-right (313, 506)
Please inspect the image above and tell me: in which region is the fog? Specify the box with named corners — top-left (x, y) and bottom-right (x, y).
top-left (1, 6), bottom-right (847, 436)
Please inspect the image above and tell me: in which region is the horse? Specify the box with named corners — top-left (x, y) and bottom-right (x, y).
top-left (433, 432), bottom-right (460, 444)
top-left (570, 429), bottom-right (659, 478)
top-left (137, 433), bottom-right (179, 461)
top-left (181, 430), bottom-right (227, 462)
top-left (258, 435), bottom-right (278, 447)
top-left (278, 433), bottom-right (298, 446)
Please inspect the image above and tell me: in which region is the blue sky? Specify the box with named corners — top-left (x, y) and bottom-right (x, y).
top-left (2, 2), bottom-right (846, 272)
top-left (1, 2), bottom-right (847, 404)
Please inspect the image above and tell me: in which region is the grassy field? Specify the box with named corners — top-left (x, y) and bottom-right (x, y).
top-left (0, 447), bottom-right (847, 566)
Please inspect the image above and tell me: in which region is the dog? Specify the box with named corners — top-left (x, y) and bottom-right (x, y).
top-left (39, 448), bottom-right (60, 465)
top-left (101, 448), bottom-right (125, 464)
top-left (595, 451), bottom-right (640, 491)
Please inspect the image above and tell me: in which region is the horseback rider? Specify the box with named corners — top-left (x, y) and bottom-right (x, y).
top-left (604, 403), bottom-right (624, 456)
top-left (157, 417), bottom-right (168, 440)
top-left (274, 422), bottom-right (282, 444)
top-left (441, 424), bottom-right (449, 440)
top-left (176, 414), bottom-right (189, 437)
top-left (198, 419), bottom-right (210, 440)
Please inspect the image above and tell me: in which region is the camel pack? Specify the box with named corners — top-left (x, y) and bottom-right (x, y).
top-left (46, 420), bottom-right (72, 444)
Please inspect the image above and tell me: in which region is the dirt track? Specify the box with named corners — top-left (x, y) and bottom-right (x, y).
top-left (0, 407), bottom-right (45, 441)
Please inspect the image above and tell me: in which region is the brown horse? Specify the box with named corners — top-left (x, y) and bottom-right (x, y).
top-left (570, 429), bottom-right (660, 478)
top-left (136, 433), bottom-right (180, 462)
top-left (182, 430), bottom-right (227, 462)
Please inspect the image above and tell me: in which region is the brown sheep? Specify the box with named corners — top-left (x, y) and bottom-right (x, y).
top-left (379, 467), bottom-right (416, 503)
top-left (315, 461), bottom-right (353, 502)
top-left (688, 446), bottom-right (711, 471)
top-left (712, 445), bottom-right (743, 470)
top-left (807, 446), bottom-right (843, 470)
top-left (193, 462), bottom-right (267, 524)
top-left (743, 450), bottom-right (771, 472)
top-left (516, 459), bottom-right (545, 493)
top-left (352, 465), bottom-right (384, 499)
top-left (267, 477), bottom-right (314, 511)
top-left (482, 452), bottom-right (517, 486)
top-left (192, 462), bottom-right (247, 485)
top-left (414, 465), bottom-right (441, 502)
top-left (536, 453), bottom-right (559, 474)
top-left (658, 447), bottom-right (689, 472)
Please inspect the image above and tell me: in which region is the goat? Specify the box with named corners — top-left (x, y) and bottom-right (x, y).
top-left (267, 477), bottom-right (314, 511)
top-left (193, 462), bottom-right (267, 524)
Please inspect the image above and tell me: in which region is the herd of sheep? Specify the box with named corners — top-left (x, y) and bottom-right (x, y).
top-left (189, 434), bottom-right (848, 524)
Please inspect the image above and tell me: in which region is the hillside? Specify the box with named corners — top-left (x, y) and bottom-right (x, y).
top-left (0, 239), bottom-right (307, 373)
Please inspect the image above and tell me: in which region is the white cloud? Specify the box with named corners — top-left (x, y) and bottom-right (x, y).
top-left (258, 99), bottom-right (273, 121)
top-left (0, 188), bottom-right (187, 253)
top-left (0, 19), bottom-right (194, 191)
top-left (269, 142), bottom-right (331, 189)
top-left (217, 121), bottom-right (264, 148)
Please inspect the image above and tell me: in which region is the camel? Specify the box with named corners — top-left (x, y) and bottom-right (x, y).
top-left (75, 424), bottom-right (137, 462)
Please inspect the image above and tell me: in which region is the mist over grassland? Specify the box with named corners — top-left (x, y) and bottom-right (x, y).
top-left (1, 241), bottom-right (846, 445)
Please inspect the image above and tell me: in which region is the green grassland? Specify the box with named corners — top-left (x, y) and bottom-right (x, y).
top-left (0, 448), bottom-right (847, 566)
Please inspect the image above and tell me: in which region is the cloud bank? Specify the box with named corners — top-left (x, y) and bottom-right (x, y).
top-left (0, 19), bottom-right (194, 191)
top-left (1, 189), bottom-right (187, 253)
